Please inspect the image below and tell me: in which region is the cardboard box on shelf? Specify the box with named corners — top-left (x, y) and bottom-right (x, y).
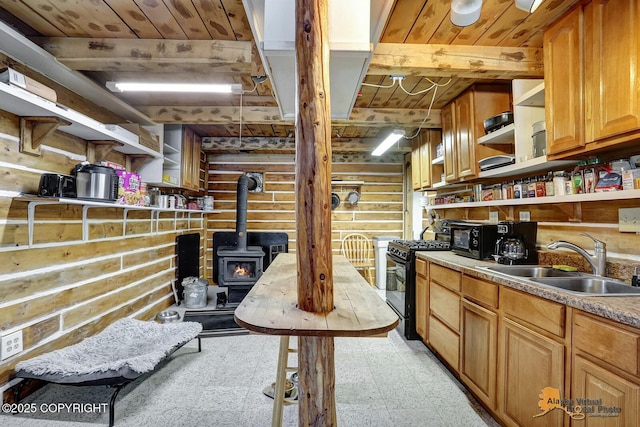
top-left (116, 123), bottom-right (160, 152)
top-left (116, 170), bottom-right (143, 206)
top-left (104, 124), bottom-right (139, 144)
top-left (0, 67), bottom-right (58, 103)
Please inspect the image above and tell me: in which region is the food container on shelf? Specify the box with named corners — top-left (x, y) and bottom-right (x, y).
top-left (532, 120), bottom-right (546, 158)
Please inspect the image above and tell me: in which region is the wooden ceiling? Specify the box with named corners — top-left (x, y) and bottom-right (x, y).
top-left (0, 0), bottom-right (580, 153)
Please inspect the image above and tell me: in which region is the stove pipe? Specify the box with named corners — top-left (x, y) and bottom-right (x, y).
top-left (235, 174), bottom-right (257, 251)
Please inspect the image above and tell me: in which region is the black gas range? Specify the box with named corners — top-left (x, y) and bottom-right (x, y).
top-left (386, 239), bottom-right (451, 340)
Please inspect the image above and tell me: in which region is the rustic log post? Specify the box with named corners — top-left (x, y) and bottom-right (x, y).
top-left (294, 0), bottom-right (336, 425)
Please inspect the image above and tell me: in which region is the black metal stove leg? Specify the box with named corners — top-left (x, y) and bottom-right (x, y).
top-left (107, 382), bottom-right (129, 427)
top-left (198, 336), bottom-right (202, 352)
top-left (13, 380), bottom-right (27, 404)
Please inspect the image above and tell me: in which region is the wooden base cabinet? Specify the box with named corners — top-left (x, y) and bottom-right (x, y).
top-left (572, 356), bottom-right (639, 427)
top-left (427, 263), bottom-right (461, 372)
top-left (499, 318), bottom-right (565, 427)
top-left (572, 311), bottom-right (640, 426)
top-left (415, 258), bottom-right (428, 341)
top-left (461, 299), bottom-right (497, 410)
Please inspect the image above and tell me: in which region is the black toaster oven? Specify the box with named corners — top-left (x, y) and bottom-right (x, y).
top-left (38, 173), bottom-right (76, 198)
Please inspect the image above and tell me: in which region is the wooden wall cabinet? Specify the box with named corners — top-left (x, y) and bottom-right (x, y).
top-left (410, 129), bottom-right (442, 190)
top-left (545, 0), bottom-right (640, 157)
top-left (441, 84), bottom-right (512, 183)
top-left (164, 124), bottom-right (202, 191)
top-left (427, 263), bottom-right (461, 371)
top-left (415, 258), bottom-right (428, 340)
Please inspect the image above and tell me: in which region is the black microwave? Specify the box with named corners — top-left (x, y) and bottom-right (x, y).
top-left (450, 223), bottom-right (499, 260)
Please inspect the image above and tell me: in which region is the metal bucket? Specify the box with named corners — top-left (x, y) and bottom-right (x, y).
top-left (183, 282), bottom-right (208, 308)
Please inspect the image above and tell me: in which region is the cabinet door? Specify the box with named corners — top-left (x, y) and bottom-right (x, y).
top-left (586, 0), bottom-right (640, 143)
top-left (411, 138), bottom-right (422, 190)
top-left (442, 102), bottom-right (457, 182)
top-left (461, 299), bottom-right (497, 410)
top-left (544, 6), bottom-right (584, 155)
top-left (181, 127), bottom-right (195, 190)
top-left (573, 355), bottom-right (640, 427)
top-left (455, 90), bottom-right (476, 179)
top-left (499, 318), bottom-right (565, 427)
top-left (419, 132), bottom-right (431, 188)
top-left (415, 269), bottom-right (428, 340)
top-left (192, 133), bottom-right (202, 191)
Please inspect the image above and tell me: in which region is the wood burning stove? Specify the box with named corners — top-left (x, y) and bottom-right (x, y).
top-left (216, 174), bottom-right (271, 304)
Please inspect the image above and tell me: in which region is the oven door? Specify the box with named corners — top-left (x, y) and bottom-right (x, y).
top-left (385, 253), bottom-right (407, 318)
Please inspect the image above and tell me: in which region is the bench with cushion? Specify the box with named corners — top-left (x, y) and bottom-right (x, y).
top-left (14, 318), bottom-right (202, 427)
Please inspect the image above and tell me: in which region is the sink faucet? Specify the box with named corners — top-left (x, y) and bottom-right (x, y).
top-left (546, 233), bottom-right (606, 276)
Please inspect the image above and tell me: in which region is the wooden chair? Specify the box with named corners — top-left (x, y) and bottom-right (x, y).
top-left (341, 233), bottom-right (375, 286)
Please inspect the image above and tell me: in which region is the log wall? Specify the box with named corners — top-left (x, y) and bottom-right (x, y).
top-left (204, 152), bottom-right (405, 281)
top-left (0, 58), bottom-right (204, 399)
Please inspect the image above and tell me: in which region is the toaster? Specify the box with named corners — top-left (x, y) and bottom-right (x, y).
top-left (38, 173), bottom-right (77, 198)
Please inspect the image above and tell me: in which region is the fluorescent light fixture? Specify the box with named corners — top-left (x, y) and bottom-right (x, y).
top-left (372, 129), bottom-right (405, 156)
top-left (515, 0), bottom-right (544, 12)
top-left (106, 81), bottom-right (242, 94)
top-left (450, 0), bottom-right (483, 27)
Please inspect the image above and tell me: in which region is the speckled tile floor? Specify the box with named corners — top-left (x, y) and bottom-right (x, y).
top-left (1, 326), bottom-right (499, 427)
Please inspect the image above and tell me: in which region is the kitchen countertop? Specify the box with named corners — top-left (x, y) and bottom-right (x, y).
top-left (416, 251), bottom-right (640, 329)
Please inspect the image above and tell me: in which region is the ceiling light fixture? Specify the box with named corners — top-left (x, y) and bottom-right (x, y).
top-left (106, 82), bottom-right (242, 94)
top-left (450, 0), bottom-right (483, 27)
top-left (372, 129), bottom-right (405, 156)
top-left (515, 0), bottom-right (544, 13)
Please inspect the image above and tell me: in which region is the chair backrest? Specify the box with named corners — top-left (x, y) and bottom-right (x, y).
top-left (341, 233), bottom-right (373, 264)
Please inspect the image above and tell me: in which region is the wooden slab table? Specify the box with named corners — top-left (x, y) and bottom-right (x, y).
top-left (234, 253), bottom-right (399, 337)
top-left (234, 253), bottom-right (399, 426)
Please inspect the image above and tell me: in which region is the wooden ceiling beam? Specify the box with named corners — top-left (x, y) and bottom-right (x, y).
top-left (201, 137), bottom-right (411, 153)
top-left (136, 106), bottom-right (441, 127)
top-left (370, 43), bottom-right (544, 79)
top-left (33, 37), bottom-right (252, 74)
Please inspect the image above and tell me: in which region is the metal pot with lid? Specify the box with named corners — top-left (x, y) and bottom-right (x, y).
top-left (73, 163), bottom-right (119, 202)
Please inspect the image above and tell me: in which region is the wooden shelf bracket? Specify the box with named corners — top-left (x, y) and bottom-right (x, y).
top-left (20, 116), bottom-right (71, 156)
top-left (87, 140), bottom-right (125, 163)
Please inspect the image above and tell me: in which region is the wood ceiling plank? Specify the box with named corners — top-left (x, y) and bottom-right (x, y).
top-left (450, 1), bottom-right (512, 46)
top-left (348, 108), bottom-right (441, 128)
top-left (132, 0), bottom-right (187, 39)
top-left (354, 75), bottom-right (388, 108)
top-left (427, 11), bottom-right (462, 45)
top-left (370, 43), bottom-right (544, 79)
top-left (42, 0), bottom-right (135, 38)
top-left (496, 0), bottom-right (579, 47)
top-left (25, 0), bottom-right (90, 36)
top-left (103, 0), bottom-right (163, 38)
top-left (405, 0), bottom-right (449, 44)
top-left (162, 0), bottom-right (212, 39)
top-left (221, 0), bottom-right (253, 41)
top-left (380, 0), bottom-right (427, 43)
top-left (34, 37), bottom-right (251, 73)
top-left (192, 0), bottom-right (236, 40)
top-left (0, 1), bottom-right (66, 36)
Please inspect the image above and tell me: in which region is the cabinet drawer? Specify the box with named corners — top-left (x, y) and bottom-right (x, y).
top-left (430, 281), bottom-right (460, 332)
top-left (429, 315), bottom-right (459, 371)
top-left (501, 287), bottom-right (565, 337)
top-left (573, 312), bottom-right (640, 377)
top-left (462, 275), bottom-right (498, 309)
top-left (416, 258), bottom-right (427, 277)
top-left (430, 263), bottom-right (461, 291)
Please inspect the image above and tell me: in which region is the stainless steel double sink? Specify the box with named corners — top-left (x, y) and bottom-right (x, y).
top-left (478, 265), bottom-right (640, 296)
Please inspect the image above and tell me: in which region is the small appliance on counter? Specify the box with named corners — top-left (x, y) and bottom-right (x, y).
top-left (37, 173), bottom-right (76, 198)
top-left (73, 163), bottom-right (119, 202)
top-left (450, 222), bottom-right (498, 260)
top-left (493, 221), bottom-right (538, 265)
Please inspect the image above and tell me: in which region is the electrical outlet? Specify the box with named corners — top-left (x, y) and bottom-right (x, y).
top-left (489, 211), bottom-right (499, 223)
top-left (1, 330), bottom-right (23, 360)
top-left (619, 207), bottom-right (640, 232)
top-left (519, 211), bottom-right (531, 221)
